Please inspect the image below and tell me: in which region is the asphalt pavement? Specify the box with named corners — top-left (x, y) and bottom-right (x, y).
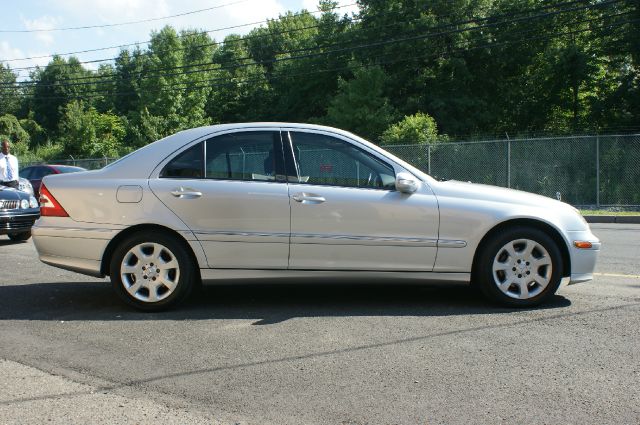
top-left (0, 224), bottom-right (638, 424)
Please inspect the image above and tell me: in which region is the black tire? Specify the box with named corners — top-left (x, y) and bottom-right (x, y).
top-left (473, 227), bottom-right (564, 307)
top-left (110, 231), bottom-right (195, 311)
top-left (8, 231), bottom-right (31, 242)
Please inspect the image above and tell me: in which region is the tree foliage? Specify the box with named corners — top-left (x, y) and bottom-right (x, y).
top-left (323, 66), bottom-right (397, 140)
top-left (381, 112), bottom-right (439, 145)
top-left (0, 64), bottom-right (20, 117)
top-left (31, 56), bottom-right (95, 134)
top-left (59, 101), bottom-right (125, 157)
top-left (0, 114), bottom-right (30, 150)
top-left (0, 0), bottom-right (636, 164)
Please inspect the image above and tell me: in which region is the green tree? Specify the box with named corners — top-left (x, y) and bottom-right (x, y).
top-left (0, 64), bottom-right (20, 117)
top-left (31, 56), bottom-right (95, 134)
top-left (124, 107), bottom-right (169, 149)
top-left (59, 101), bottom-right (125, 157)
top-left (177, 29), bottom-right (215, 128)
top-left (0, 114), bottom-right (30, 150)
top-left (322, 66), bottom-right (397, 140)
top-left (381, 112), bottom-right (439, 145)
top-left (128, 26), bottom-right (214, 146)
top-left (19, 114), bottom-right (47, 148)
top-left (94, 63), bottom-right (117, 113)
top-left (206, 34), bottom-right (272, 122)
top-left (113, 48), bottom-right (146, 117)
top-left (355, 0), bottom-right (493, 135)
top-left (268, 4), bottom-right (352, 121)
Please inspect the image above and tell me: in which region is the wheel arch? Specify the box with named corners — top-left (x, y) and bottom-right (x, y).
top-left (471, 218), bottom-right (571, 279)
top-left (100, 224), bottom-right (202, 277)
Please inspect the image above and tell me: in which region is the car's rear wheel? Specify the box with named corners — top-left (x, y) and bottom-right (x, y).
top-left (110, 232), bottom-right (194, 311)
top-left (8, 231), bottom-right (31, 242)
top-left (474, 227), bottom-right (563, 307)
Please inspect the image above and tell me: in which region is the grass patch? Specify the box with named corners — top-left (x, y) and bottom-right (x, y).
top-left (579, 210), bottom-right (640, 216)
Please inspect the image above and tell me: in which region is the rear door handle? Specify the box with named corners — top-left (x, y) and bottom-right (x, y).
top-left (292, 193), bottom-right (325, 204)
top-left (171, 187), bottom-right (202, 199)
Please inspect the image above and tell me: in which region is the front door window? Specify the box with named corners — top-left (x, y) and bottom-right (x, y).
top-left (287, 131), bottom-right (396, 189)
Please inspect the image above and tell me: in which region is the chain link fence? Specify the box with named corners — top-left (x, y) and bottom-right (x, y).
top-left (384, 134), bottom-right (640, 207)
top-left (23, 134), bottom-right (640, 207)
top-left (23, 157), bottom-right (116, 171)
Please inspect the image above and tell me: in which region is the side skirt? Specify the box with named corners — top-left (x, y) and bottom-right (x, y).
top-left (200, 269), bottom-right (471, 285)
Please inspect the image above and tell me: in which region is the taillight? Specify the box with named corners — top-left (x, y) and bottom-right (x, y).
top-left (39, 182), bottom-right (69, 217)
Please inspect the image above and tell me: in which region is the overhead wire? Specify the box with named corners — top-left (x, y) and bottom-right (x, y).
top-left (2, 11), bottom-right (629, 101)
top-left (0, 0), bottom-right (250, 33)
top-left (1, 2), bottom-right (359, 66)
top-left (10, 14), bottom-right (634, 102)
top-left (0, 0), bottom-right (624, 90)
top-left (7, 16), bottom-right (358, 76)
top-left (2, 0), bottom-right (600, 74)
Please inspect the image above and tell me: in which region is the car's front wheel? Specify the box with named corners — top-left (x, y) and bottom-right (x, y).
top-left (8, 231), bottom-right (31, 242)
top-left (474, 227), bottom-right (563, 307)
top-left (110, 232), bottom-right (195, 311)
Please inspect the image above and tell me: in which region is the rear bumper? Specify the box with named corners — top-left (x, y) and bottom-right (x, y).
top-left (32, 220), bottom-right (117, 277)
top-left (40, 255), bottom-right (104, 278)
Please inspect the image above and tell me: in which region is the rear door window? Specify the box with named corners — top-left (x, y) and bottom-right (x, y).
top-left (205, 131), bottom-right (284, 182)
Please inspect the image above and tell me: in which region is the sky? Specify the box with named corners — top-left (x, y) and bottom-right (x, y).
top-left (0, 0), bottom-right (360, 80)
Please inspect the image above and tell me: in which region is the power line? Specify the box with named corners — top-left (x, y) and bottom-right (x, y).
top-left (1, 0), bottom-right (619, 89)
top-left (7, 14), bottom-right (359, 76)
top-left (3, 0), bottom-right (598, 73)
top-left (1, 0), bottom-right (623, 91)
top-left (5, 0), bottom-right (591, 76)
top-left (0, 0), bottom-right (249, 33)
top-left (1, 2), bottom-right (359, 64)
top-left (8, 0), bottom-right (614, 84)
top-left (11, 15), bottom-right (634, 102)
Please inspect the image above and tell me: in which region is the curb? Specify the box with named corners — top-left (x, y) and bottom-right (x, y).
top-left (584, 215), bottom-right (640, 224)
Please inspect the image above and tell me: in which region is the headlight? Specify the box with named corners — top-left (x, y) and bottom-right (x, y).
top-left (18, 178), bottom-right (34, 196)
top-left (29, 196), bottom-right (38, 209)
top-left (20, 199), bottom-right (29, 209)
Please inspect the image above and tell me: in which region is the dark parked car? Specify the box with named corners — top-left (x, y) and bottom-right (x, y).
top-left (20, 164), bottom-right (86, 198)
top-left (0, 186), bottom-right (39, 241)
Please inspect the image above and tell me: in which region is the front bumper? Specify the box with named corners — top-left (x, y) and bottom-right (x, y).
top-left (567, 229), bottom-right (601, 284)
top-left (0, 209), bottom-right (40, 235)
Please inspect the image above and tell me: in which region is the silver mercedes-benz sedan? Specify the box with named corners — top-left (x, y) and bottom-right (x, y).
top-left (32, 123), bottom-right (600, 311)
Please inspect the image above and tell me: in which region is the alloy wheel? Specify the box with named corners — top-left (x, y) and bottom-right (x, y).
top-left (120, 242), bottom-right (180, 303)
top-left (491, 238), bottom-right (552, 300)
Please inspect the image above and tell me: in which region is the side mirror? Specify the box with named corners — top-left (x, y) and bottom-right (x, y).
top-left (395, 172), bottom-right (420, 194)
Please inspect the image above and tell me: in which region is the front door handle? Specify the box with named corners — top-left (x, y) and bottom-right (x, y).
top-left (171, 187), bottom-right (202, 199)
top-left (292, 193), bottom-right (325, 204)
